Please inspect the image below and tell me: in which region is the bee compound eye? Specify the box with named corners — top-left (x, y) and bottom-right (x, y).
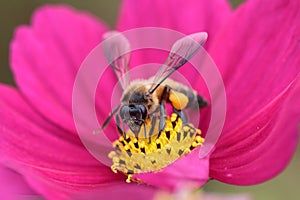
top-left (120, 105), bottom-right (130, 120)
top-left (136, 105), bottom-right (147, 120)
top-left (120, 105), bottom-right (140, 119)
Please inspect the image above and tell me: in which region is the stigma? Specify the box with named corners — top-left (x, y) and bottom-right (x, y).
top-left (108, 113), bottom-right (204, 183)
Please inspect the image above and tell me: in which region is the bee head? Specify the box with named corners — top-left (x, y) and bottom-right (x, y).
top-left (119, 104), bottom-right (147, 135)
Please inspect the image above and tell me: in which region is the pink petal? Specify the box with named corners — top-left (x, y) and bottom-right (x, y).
top-left (0, 85), bottom-right (125, 199)
top-left (116, 0), bottom-right (232, 81)
top-left (135, 152), bottom-right (210, 191)
top-left (115, 1), bottom-right (230, 187)
top-left (0, 165), bottom-right (39, 199)
top-left (208, 0), bottom-right (300, 134)
top-left (10, 5), bottom-right (108, 133)
top-left (115, 0), bottom-right (222, 131)
top-left (117, 0), bottom-right (232, 47)
top-left (0, 160), bottom-right (156, 200)
top-left (207, 0), bottom-right (300, 184)
top-left (210, 75), bottom-right (300, 184)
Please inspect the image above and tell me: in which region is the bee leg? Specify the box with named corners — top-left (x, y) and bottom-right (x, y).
top-left (115, 113), bottom-right (125, 137)
top-left (156, 86), bottom-right (170, 138)
top-left (148, 114), bottom-right (157, 142)
top-left (158, 102), bottom-right (166, 135)
top-left (173, 108), bottom-right (187, 124)
top-left (93, 105), bottom-right (120, 135)
top-left (143, 123), bottom-right (147, 139)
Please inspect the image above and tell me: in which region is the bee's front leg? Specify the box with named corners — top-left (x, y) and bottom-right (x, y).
top-left (115, 113), bottom-right (125, 137)
top-left (94, 105), bottom-right (120, 134)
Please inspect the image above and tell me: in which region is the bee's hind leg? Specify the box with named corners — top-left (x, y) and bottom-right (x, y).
top-left (173, 108), bottom-right (187, 124)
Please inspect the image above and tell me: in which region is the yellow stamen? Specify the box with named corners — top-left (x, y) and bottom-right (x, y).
top-left (108, 113), bottom-right (204, 182)
top-left (126, 175), bottom-right (132, 183)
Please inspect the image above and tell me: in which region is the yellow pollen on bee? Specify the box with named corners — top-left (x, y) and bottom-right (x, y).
top-left (108, 113), bottom-right (204, 183)
top-left (169, 91), bottom-right (189, 110)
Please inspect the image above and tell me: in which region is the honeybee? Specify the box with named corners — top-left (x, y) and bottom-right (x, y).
top-left (99, 31), bottom-right (208, 139)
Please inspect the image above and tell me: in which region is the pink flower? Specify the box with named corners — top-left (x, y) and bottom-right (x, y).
top-left (1, 0), bottom-right (299, 199)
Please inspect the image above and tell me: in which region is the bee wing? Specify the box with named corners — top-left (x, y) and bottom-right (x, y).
top-left (102, 31), bottom-right (130, 90)
top-left (148, 32), bottom-right (208, 94)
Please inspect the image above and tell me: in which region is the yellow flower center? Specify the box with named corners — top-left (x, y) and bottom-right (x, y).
top-left (108, 113), bottom-right (204, 183)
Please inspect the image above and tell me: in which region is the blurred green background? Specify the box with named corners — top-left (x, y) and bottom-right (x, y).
top-left (0, 1), bottom-right (299, 199)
